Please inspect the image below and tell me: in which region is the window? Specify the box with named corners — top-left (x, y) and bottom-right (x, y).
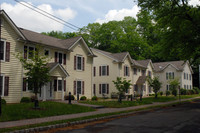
top-left (99, 65), bottom-right (109, 76)
top-left (77, 56), bottom-right (82, 70)
top-left (74, 55), bottom-right (84, 71)
top-left (102, 66), bottom-right (107, 75)
top-left (184, 85), bottom-right (186, 89)
top-left (0, 40), bottom-right (5, 60)
top-left (58, 80), bottom-right (62, 91)
top-left (184, 73), bottom-right (186, 79)
top-left (44, 49), bottom-right (49, 56)
top-left (148, 71), bottom-right (151, 77)
top-left (124, 66), bottom-right (129, 76)
top-left (93, 67), bottom-right (96, 77)
top-left (189, 74), bottom-right (192, 80)
top-left (190, 85), bottom-right (192, 89)
top-left (55, 52), bottom-right (66, 65)
top-left (138, 69), bottom-right (140, 72)
top-left (0, 76), bottom-right (4, 96)
top-left (77, 81), bottom-right (82, 94)
top-left (166, 72), bottom-right (174, 80)
top-left (24, 45), bottom-right (35, 59)
top-left (102, 84), bottom-right (107, 94)
top-left (23, 78), bottom-right (33, 91)
top-left (133, 68), bottom-right (137, 75)
top-left (0, 18), bottom-right (3, 26)
top-left (73, 80), bottom-right (84, 95)
top-left (142, 70), bottom-right (146, 76)
top-left (58, 53), bottom-right (63, 64)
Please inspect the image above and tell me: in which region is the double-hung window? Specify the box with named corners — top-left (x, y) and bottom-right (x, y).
top-left (142, 70), bottom-right (146, 76)
top-left (0, 75), bottom-right (9, 96)
top-left (0, 75), bottom-right (4, 96)
top-left (166, 72), bottom-right (174, 80)
top-left (0, 40), bottom-right (5, 61)
top-left (24, 45), bottom-right (35, 59)
top-left (44, 49), bottom-right (49, 56)
top-left (99, 83), bottom-right (109, 94)
top-left (99, 65), bottom-right (109, 76)
top-left (74, 55), bottom-right (84, 71)
top-left (124, 65), bottom-right (129, 76)
top-left (55, 52), bottom-right (66, 65)
top-left (73, 80), bottom-right (84, 95)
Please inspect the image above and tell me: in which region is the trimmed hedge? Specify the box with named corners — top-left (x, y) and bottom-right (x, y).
top-left (1, 99), bottom-right (6, 105)
top-left (91, 96), bottom-right (98, 101)
top-left (80, 96), bottom-right (87, 100)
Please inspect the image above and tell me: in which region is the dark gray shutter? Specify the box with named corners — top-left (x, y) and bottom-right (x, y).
top-left (4, 76), bottom-right (9, 96)
top-left (5, 42), bottom-right (10, 62)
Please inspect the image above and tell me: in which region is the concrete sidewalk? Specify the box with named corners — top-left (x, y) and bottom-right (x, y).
top-left (1, 97), bottom-right (199, 129)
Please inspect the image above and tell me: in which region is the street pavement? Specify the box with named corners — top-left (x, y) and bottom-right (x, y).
top-left (56, 100), bottom-right (200, 133)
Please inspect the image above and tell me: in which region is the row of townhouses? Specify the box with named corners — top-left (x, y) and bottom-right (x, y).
top-left (0, 10), bottom-right (193, 103)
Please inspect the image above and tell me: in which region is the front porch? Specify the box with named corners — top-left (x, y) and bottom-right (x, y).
top-left (38, 63), bottom-right (69, 101)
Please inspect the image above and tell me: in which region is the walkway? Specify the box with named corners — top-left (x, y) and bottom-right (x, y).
top-left (0, 97), bottom-right (199, 129)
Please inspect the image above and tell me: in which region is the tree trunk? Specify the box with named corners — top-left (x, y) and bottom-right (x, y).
top-left (140, 94), bottom-right (142, 101)
top-left (34, 93), bottom-right (39, 109)
top-left (155, 93), bottom-right (158, 99)
top-left (118, 93), bottom-right (122, 103)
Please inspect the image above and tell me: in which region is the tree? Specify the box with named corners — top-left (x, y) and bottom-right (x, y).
top-left (168, 77), bottom-right (180, 97)
top-left (112, 77), bottom-right (131, 103)
top-left (138, 0), bottom-right (200, 63)
top-left (147, 76), bottom-right (162, 98)
top-left (16, 47), bottom-right (50, 108)
top-left (42, 31), bottom-right (77, 39)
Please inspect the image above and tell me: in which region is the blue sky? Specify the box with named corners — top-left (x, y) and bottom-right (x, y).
top-left (1, 0), bottom-right (199, 33)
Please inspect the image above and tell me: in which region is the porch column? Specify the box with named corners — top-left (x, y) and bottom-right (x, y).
top-left (62, 77), bottom-right (64, 100)
top-left (43, 85), bottom-right (46, 101)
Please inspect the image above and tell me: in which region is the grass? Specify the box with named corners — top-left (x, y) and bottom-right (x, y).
top-left (79, 100), bottom-right (152, 108)
top-left (0, 98), bottom-right (198, 133)
top-left (80, 94), bottom-right (200, 108)
top-left (0, 101), bottom-right (95, 122)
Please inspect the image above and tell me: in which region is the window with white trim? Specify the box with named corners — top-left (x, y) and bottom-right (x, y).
top-left (166, 72), bottom-right (174, 80)
top-left (77, 81), bottom-right (82, 94)
top-left (0, 75), bottom-right (4, 96)
top-left (124, 65), bottom-right (129, 76)
top-left (24, 45), bottom-right (35, 59)
top-left (77, 56), bottom-right (82, 70)
top-left (0, 40), bottom-right (5, 61)
top-left (100, 65), bottom-right (109, 76)
top-left (102, 84), bottom-right (107, 94)
top-left (58, 80), bottom-right (62, 91)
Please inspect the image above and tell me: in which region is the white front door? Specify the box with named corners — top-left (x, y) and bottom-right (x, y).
top-left (46, 81), bottom-right (53, 100)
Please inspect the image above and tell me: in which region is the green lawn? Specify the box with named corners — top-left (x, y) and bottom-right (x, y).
top-left (0, 101), bottom-right (95, 122)
top-left (80, 94), bottom-right (200, 108)
top-left (79, 100), bottom-right (152, 108)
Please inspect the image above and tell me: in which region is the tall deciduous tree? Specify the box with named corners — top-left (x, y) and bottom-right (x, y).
top-left (138, 0), bottom-right (200, 63)
top-left (147, 76), bottom-right (162, 98)
top-left (16, 47), bottom-right (50, 108)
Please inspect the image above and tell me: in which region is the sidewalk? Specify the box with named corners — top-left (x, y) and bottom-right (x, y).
top-left (1, 97), bottom-right (199, 129)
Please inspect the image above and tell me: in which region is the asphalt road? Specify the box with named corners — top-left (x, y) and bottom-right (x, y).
top-left (56, 100), bottom-right (200, 133)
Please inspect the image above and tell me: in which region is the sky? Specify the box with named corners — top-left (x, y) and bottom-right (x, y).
top-left (0, 0), bottom-right (200, 33)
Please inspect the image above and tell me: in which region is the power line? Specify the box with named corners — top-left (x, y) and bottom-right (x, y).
top-left (14, 0), bottom-right (79, 31)
top-left (17, 0), bottom-right (80, 29)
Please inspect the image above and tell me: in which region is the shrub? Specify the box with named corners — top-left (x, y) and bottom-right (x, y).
top-left (20, 97), bottom-right (31, 103)
top-left (188, 89), bottom-right (195, 95)
top-left (166, 90), bottom-right (170, 96)
top-left (91, 96), bottom-right (98, 101)
top-left (1, 99), bottom-right (6, 105)
top-left (193, 87), bottom-right (200, 94)
top-left (160, 91), bottom-right (163, 96)
top-left (80, 96), bottom-right (87, 100)
top-left (172, 89), bottom-right (177, 96)
top-left (180, 88), bottom-right (187, 95)
top-left (186, 90), bottom-right (191, 95)
top-left (64, 95), bottom-right (75, 100)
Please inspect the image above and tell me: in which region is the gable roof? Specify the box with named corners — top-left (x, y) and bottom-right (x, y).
top-left (153, 60), bottom-right (191, 72)
top-left (136, 76), bottom-right (147, 85)
top-left (137, 59), bottom-right (151, 67)
top-left (132, 59), bottom-right (147, 69)
top-left (0, 10), bottom-right (26, 40)
top-left (91, 48), bottom-right (133, 63)
top-left (47, 62), bottom-right (69, 77)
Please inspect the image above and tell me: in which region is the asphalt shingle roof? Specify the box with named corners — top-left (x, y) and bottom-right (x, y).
top-left (20, 28), bottom-right (82, 50)
top-left (153, 61), bottom-right (186, 72)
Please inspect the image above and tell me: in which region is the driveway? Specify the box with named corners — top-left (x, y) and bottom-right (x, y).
top-left (56, 100), bottom-right (200, 133)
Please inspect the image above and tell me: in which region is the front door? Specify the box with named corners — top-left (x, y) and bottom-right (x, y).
top-left (46, 81), bottom-right (53, 100)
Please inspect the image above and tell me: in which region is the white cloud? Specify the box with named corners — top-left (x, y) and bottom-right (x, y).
top-left (1, 2), bottom-right (77, 32)
top-left (189, 0), bottom-right (200, 6)
top-left (95, 5), bottom-right (140, 24)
